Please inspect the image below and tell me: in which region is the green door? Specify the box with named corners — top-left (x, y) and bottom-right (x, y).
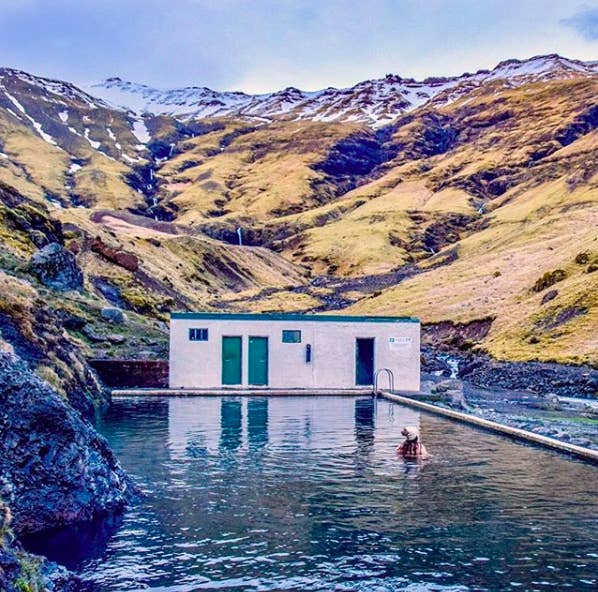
top-left (222, 336), bottom-right (242, 385)
top-left (248, 336), bottom-right (268, 386)
top-left (355, 338), bottom-right (375, 385)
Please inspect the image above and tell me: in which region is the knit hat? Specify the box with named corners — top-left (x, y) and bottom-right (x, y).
top-left (401, 426), bottom-right (419, 441)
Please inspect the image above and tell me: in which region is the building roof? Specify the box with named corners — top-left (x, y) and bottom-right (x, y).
top-left (170, 312), bottom-right (419, 323)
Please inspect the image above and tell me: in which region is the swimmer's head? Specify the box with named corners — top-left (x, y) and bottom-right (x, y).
top-left (401, 426), bottom-right (419, 442)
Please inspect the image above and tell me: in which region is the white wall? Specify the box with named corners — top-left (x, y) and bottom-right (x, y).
top-left (169, 316), bottom-right (420, 391)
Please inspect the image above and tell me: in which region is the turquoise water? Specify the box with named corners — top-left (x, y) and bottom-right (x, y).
top-left (28, 396), bottom-right (598, 591)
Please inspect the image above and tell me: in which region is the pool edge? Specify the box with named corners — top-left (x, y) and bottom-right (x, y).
top-left (381, 392), bottom-right (598, 464)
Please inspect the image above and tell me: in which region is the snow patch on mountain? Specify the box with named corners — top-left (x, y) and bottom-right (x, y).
top-left (4, 91), bottom-right (58, 146)
top-left (84, 54), bottom-right (597, 127)
top-left (0, 67), bottom-right (106, 109)
top-left (131, 117), bottom-right (151, 143)
top-left (84, 127), bottom-right (100, 149)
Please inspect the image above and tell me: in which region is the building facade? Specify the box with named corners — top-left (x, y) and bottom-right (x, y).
top-left (169, 312), bottom-right (420, 391)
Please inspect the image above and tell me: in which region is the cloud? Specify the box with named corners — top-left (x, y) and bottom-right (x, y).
top-left (562, 6), bottom-right (598, 41)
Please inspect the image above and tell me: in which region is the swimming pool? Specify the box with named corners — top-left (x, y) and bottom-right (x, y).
top-left (27, 396), bottom-right (598, 591)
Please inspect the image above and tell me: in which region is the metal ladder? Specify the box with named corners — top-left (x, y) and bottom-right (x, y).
top-left (373, 368), bottom-right (395, 396)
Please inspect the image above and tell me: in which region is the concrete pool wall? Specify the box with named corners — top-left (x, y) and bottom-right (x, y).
top-left (380, 392), bottom-right (598, 464)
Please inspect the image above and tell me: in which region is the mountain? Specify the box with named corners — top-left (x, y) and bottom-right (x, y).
top-left (0, 54), bottom-right (596, 368)
top-left (85, 54), bottom-right (598, 126)
top-left (1, 53), bottom-right (595, 592)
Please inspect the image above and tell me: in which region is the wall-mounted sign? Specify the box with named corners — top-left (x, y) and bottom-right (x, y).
top-left (388, 336), bottom-right (412, 349)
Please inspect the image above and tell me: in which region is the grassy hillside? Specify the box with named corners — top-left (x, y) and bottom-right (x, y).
top-left (0, 68), bottom-right (595, 365)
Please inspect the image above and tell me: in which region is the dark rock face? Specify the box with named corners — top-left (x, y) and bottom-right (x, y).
top-left (554, 104), bottom-right (598, 147)
top-left (313, 131), bottom-right (392, 196)
top-left (29, 242), bottom-right (83, 291)
top-left (315, 133), bottom-right (387, 177)
top-left (0, 181), bottom-right (63, 248)
top-left (422, 318), bottom-right (494, 351)
top-left (0, 306), bottom-right (106, 418)
top-left (0, 352), bottom-right (134, 536)
top-left (393, 112), bottom-right (459, 159)
top-left (458, 355), bottom-right (598, 398)
top-left (418, 213), bottom-right (474, 254)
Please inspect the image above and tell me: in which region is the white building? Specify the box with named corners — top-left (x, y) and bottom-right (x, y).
top-left (169, 312), bottom-right (420, 392)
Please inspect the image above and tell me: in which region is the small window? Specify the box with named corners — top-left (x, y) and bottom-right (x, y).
top-left (282, 330), bottom-right (301, 343)
top-left (189, 328), bottom-right (208, 341)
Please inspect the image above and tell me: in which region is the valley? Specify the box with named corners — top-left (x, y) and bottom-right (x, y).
top-left (0, 54), bottom-right (596, 381)
top-left (0, 50), bottom-right (596, 592)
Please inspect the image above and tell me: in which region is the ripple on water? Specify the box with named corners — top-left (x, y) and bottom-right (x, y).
top-left (24, 396), bottom-right (598, 592)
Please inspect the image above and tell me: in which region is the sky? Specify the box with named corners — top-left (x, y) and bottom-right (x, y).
top-left (0, 0), bottom-right (596, 93)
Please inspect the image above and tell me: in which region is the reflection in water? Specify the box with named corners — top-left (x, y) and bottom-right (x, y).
top-left (23, 396), bottom-right (598, 592)
top-left (219, 398), bottom-right (242, 451)
top-left (247, 398), bottom-right (268, 449)
top-left (21, 514), bottom-right (123, 572)
top-left (354, 397), bottom-right (375, 462)
top-left (401, 458), bottom-right (425, 478)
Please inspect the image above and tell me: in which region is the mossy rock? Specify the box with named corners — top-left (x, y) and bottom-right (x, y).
top-left (531, 269), bottom-right (567, 292)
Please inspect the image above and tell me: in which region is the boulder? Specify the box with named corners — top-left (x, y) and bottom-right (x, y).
top-left (432, 378), bottom-right (463, 393)
top-left (446, 389), bottom-right (468, 410)
top-left (107, 334), bottom-right (125, 344)
top-left (91, 237), bottom-right (139, 272)
top-left (541, 392), bottom-right (561, 411)
top-left (82, 325), bottom-right (106, 343)
top-left (29, 243), bottom-right (83, 291)
top-left (101, 307), bottom-right (127, 325)
top-left (56, 310), bottom-right (87, 331)
top-left (0, 352), bottom-right (135, 535)
top-left (541, 289), bottom-right (558, 304)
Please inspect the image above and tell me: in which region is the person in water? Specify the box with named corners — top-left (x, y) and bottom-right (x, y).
top-left (396, 426), bottom-right (429, 459)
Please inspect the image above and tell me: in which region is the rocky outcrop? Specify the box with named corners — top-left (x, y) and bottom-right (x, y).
top-left (422, 318), bottom-right (494, 351)
top-left (459, 355), bottom-right (598, 398)
top-left (0, 293), bottom-right (108, 418)
top-left (0, 181), bottom-right (63, 249)
top-left (554, 104), bottom-right (598, 146)
top-left (0, 351), bottom-right (135, 536)
top-left (422, 344), bottom-right (597, 399)
top-left (100, 307), bottom-right (127, 324)
top-left (29, 243), bottom-right (83, 291)
top-left (90, 237), bottom-right (139, 272)
top-left (313, 131), bottom-right (393, 196)
top-left (0, 499), bottom-right (77, 592)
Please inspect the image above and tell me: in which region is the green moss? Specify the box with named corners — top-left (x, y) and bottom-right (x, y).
top-left (14, 552), bottom-right (44, 592)
top-left (35, 364), bottom-right (66, 396)
top-left (531, 269), bottom-right (567, 292)
top-left (120, 287), bottom-right (173, 319)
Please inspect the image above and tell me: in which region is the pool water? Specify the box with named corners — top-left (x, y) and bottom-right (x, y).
top-left (28, 396), bottom-right (598, 591)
